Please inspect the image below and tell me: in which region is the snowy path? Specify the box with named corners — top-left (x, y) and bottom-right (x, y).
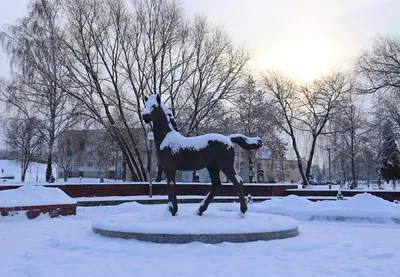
top-left (1, 204), bottom-right (400, 277)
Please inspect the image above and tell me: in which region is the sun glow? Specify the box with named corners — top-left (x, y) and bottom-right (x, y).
top-left (256, 38), bottom-right (335, 83)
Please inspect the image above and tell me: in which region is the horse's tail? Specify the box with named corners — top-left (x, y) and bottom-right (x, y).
top-left (228, 134), bottom-right (263, 150)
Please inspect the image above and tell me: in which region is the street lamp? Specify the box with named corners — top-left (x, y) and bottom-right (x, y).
top-left (326, 144), bottom-right (332, 189)
top-left (147, 132), bottom-right (154, 198)
top-left (113, 151), bottom-right (122, 181)
top-left (249, 161), bottom-right (254, 183)
top-left (281, 154), bottom-right (285, 183)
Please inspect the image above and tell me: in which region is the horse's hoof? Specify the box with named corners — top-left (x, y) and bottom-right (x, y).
top-left (196, 206), bottom-right (205, 216)
top-left (165, 202), bottom-right (177, 216)
top-left (236, 212), bottom-right (245, 218)
top-left (169, 206), bottom-right (178, 216)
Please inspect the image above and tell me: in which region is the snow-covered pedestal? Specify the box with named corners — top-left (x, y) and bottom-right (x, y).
top-left (92, 211), bottom-right (299, 243)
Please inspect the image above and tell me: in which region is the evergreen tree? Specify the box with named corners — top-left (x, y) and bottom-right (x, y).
top-left (381, 121), bottom-right (400, 186)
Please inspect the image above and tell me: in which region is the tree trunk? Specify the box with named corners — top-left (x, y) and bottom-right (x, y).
top-left (290, 135), bottom-right (308, 187)
top-left (64, 170), bottom-right (68, 182)
top-left (21, 163), bottom-right (28, 183)
top-left (351, 156), bottom-right (356, 188)
top-left (46, 154), bottom-right (52, 182)
top-left (156, 164), bottom-right (163, 182)
top-left (305, 135), bottom-right (318, 181)
top-left (21, 169), bottom-right (26, 182)
top-left (122, 158), bottom-right (126, 182)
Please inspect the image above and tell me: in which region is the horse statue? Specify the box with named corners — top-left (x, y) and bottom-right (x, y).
top-left (142, 94), bottom-right (263, 216)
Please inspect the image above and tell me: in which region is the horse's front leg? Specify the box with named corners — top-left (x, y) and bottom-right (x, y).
top-left (197, 166), bottom-right (221, 215)
top-left (166, 170), bottom-right (178, 216)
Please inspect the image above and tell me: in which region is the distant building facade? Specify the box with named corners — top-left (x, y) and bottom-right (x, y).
top-left (58, 130), bottom-right (300, 183)
top-left (55, 130), bottom-right (135, 180)
top-left (176, 147), bottom-right (300, 183)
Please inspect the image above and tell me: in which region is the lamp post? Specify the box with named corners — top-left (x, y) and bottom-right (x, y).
top-left (249, 161), bottom-right (254, 183)
top-left (115, 152), bottom-right (118, 181)
top-left (113, 151), bottom-right (122, 181)
top-left (281, 154), bottom-right (285, 183)
top-left (147, 132), bottom-right (154, 198)
top-left (326, 144), bottom-right (332, 189)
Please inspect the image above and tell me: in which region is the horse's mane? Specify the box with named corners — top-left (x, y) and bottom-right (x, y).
top-left (160, 102), bottom-right (179, 132)
top-left (165, 109), bottom-right (179, 132)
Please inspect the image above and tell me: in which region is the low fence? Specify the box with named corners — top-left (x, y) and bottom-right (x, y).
top-left (1, 183), bottom-right (399, 202)
top-left (0, 182), bottom-right (297, 198)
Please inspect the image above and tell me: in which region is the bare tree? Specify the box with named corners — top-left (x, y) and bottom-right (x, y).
top-left (57, 0), bottom-right (249, 181)
top-left (174, 16), bottom-right (250, 136)
top-left (0, 0), bottom-right (79, 182)
top-left (262, 71), bottom-right (307, 185)
top-left (328, 88), bottom-right (371, 187)
top-left (5, 117), bottom-right (43, 182)
top-left (356, 37), bottom-right (400, 93)
top-left (231, 75), bottom-right (285, 182)
top-left (356, 36), bottom-right (400, 136)
top-left (1, 0), bottom-right (249, 182)
top-left (298, 73), bottom-right (350, 182)
top-left (380, 92), bottom-right (400, 138)
top-left (262, 71), bottom-right (349, 186)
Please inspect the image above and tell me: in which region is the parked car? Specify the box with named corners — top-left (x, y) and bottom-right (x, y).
top-left (0, 174), bottom-right (15, 180)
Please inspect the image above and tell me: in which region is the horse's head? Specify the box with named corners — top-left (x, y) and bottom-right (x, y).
top-left (142, 94), bottom-right (162, 123)
top-left (142, 94), bottom-right (179, 131)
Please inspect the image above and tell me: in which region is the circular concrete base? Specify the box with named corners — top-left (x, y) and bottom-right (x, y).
top-left (92, 211), bottom-right (299, 244)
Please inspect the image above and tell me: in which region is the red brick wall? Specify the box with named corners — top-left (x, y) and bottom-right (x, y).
top-left (0, 204), bottom-right (77, 219)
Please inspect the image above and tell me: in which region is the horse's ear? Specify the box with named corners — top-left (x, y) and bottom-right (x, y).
top-left (144, 96), bottom-right (148, 102)
top-left (156, 94), bottom-right (161, 105)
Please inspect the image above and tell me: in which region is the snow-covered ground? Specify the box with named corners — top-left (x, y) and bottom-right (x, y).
top-left (1, 203), bottom-right (400, 277)
top-left (221, 194), bottom-right (400, 222)
top-left (0, 160), bottom-right (134, 185)
top-left (0, 159), bottom-right (49, 184)
top-left (1, 185), bottom-right (400, 276)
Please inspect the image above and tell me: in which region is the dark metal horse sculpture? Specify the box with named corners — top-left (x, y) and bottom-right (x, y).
top-left (142, 94), bottom-right (263, 216)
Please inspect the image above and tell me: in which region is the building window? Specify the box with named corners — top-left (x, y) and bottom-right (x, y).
top-left (87, 162), bottom-right (93, 168)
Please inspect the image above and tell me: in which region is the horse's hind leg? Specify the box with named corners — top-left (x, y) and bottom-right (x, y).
top-left (166, 170), bottom-right (178, 216)
top-left (221, 167), bottom-right (247, 215)
top-left (197, 166), bottom-right (221, 215)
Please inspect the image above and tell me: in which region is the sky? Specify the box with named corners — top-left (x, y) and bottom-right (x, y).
top-left (1, 0), bottom-right (400, 81)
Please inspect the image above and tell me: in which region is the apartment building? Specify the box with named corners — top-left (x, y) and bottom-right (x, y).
top-left (58, 130), bottom-right (300, 183)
